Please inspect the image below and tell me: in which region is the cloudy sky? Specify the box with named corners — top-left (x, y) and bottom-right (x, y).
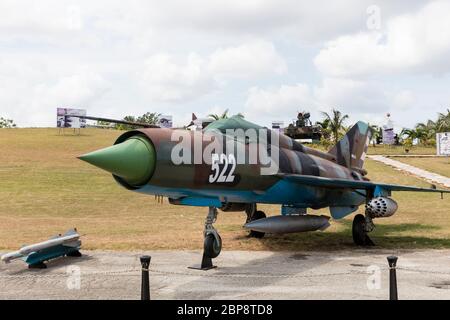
top-left (1, 0), bottom-right (450, 129)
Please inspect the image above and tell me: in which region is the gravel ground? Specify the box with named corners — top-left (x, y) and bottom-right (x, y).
top-left (2, 249), bottom-right (450, 300)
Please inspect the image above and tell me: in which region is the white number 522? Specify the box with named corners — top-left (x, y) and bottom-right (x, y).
top-left (208, 153), bottom-right (236, 183)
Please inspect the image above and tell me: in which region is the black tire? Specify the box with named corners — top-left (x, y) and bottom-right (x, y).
top-left (204, 233), bottom-right (222, 258)
top-left (249, 210), bottom-right (266, 239)
top-left (353, 214), bottom-right (373, 246)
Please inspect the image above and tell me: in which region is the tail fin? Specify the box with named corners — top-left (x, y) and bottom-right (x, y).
top-left (328, 121), bottom-right (371, 169)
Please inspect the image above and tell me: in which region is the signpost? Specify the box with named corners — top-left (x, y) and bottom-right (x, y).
top-left (271, 121), bottom-right (284, 133)
top-left (437, 133), bottom-right (450, 164)
top-left (158, 115), bottom-right (173, 128)
top-left (57, 108), bottom-right (87, 134)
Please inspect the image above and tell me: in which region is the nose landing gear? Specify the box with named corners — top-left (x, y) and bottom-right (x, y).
top-left (189, 206), bottom-right (222, 270)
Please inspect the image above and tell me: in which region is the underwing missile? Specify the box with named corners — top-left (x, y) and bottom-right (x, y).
top-left (244, 215), bottom-right (331, 234)
top-left (1, 229), bottom-right (81, 267)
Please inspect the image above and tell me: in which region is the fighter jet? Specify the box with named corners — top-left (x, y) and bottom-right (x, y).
top-left (78, 116), bottom-right (449, 268)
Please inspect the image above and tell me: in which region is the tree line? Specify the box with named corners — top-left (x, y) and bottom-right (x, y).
top-left (315, 108), bottom-right (450, 148)
top-left (400, 109), bottom-right (450, 147)
top-left (0, 117), bottom-right (16, 128)
top-left (2, 108), bottom-right (450, 148)
top-left (97, 112), bottom-right (161, 130)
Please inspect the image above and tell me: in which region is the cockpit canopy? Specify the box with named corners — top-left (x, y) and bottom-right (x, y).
top-left (204, 115), bottom-right (263, 133)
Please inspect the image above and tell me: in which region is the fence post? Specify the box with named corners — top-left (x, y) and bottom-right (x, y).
top-left (140, 255), bottom-right (151, 300)
top-left (387, 256), bottom-right (398, 300)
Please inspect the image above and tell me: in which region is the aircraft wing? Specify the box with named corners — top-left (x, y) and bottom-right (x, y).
top-left (279, 174), bottom-right (450, 195)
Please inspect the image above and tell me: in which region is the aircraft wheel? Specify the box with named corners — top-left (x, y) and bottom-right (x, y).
top-left (249, 210), bottom-right (266, 239)
top-left (352, 214), bottom-right (374, 246)
top-left (204, 233), bottom-right (222, 258)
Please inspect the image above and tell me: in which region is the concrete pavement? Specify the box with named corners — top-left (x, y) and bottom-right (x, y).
top-left (2, 249), bottom-right (450, 299)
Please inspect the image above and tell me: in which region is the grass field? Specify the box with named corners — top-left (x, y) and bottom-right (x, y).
top-left (301, 144), bottom-right (436, 155)
top-left (392, 157), bottom-right (450, 178)
top-left (1, 128), bottom-right (450, 251)
top-left (367, 145), bottom-right (436, 155)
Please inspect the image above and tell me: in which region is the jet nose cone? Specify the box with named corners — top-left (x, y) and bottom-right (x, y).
top-left (78, 135), bottom-right (156, 186)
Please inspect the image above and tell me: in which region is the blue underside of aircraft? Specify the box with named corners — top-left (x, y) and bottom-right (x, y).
top-left (136, 179), bottom-right (367, 219)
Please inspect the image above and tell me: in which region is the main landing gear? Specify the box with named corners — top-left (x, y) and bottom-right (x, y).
top-left (352, 213), bottom-right (375, 246)
top-left (245, 204), bottom-right (266, 238)
top-left (189, 206), bottom-right (222, 270)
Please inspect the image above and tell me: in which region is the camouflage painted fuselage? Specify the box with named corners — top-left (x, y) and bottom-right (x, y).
top-left (80, 117), bottom-right (450, 224)
top-left (112, 123), bottom-right (368, 218)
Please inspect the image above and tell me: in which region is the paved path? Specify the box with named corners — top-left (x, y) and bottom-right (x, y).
top-left (369, 155), bottom-right (450, 188)
top-left (2, 250), bottom-right (450, 300)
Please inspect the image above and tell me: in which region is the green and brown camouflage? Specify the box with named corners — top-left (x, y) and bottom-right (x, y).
top-left (78, 115), bottom-right (449, 253)
top-left (80, 117), bottom-right (446, 208)
top-left (80, 117), bottom-right (369, 194)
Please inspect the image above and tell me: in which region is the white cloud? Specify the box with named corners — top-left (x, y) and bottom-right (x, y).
top-left (244, 84), bottom-right (313, 120)
top-left (139, 53), bottom-right (214, 102)
top-left (0, 1), bottom-right (81, 34)
top-left (0, 1), bottom-right (429, 49)
top-left (314, 77), bottom-right (390, 113)
top-left (315, 0), bottom-right (450, 77)
top-left (243, 78), bottom-right (400, 126)
top-left (139, 0), bottom-right (428, 43)
top-left (0, 57), bottom-right (109, 126)
top-left (209, 40), bottom-right (287, 78)
top-left (139, 40), bottom-right (287, 102)
top-left (0, 0), bottom-right (447, 130)
top-left (392, 90), bottom-right (415, 110)
top-left (32, 72), bottom-right (109, 107)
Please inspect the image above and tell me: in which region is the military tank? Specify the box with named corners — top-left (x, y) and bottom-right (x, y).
top-left (284, 112), bottom-right (322, 142)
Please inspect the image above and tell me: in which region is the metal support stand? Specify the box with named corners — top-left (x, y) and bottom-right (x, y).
top-left (387, 256), bottom-right (398, 300)
top-left (189, 207), bottom-right (219, 270)
top-left (28, 262), bottom-right (47, 269)
top-left (140, 255), bottom-right (151, 300)
top-left (203, 207), bottom-right (218, 239)
top-left (364, 214), bottom-right (375, 233)
top-left (363, 210), bottom-right (375, 246)
top-left (245, 203), bottom-right (257, 223)
top-left (192, 252), bottom-right (215, 270)
top-left (67, 250), bottom-right (82, 257)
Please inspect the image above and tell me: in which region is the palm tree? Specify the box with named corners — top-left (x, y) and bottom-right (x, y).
top-left (137, 112), bottom-right (160, 125)
top-left (436, 109), bottom-right (450, 132)
top-left (115, 115), bottom-right (137, 130)
top-left (315, 118), bottom-right (331, 140)
top-left (367, 123), bottom-right (380, 147)
top-left (400, 127), bottom-right (428, 144)
top-left (208, 109), bottom-right (244, 120)
top-left (320, 109), bottom-right (349, 145)
top-left (415, 120), bottom-right (437, 145)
